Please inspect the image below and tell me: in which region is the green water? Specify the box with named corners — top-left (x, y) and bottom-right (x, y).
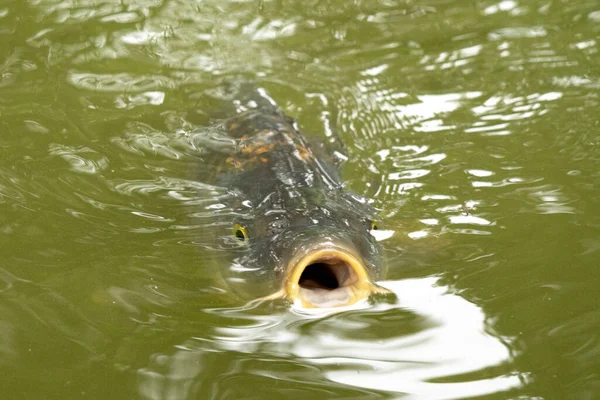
top-left (1, 0), bottom-right (599, 398)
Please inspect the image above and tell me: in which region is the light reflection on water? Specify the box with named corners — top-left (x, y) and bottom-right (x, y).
top-left (136, 278), bottom-right (526, 400)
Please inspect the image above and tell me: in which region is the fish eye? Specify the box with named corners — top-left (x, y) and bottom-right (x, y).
top-left (369, 220), bottom-right (379, 231)
top-left (233, 224), bottom-right (248, 243)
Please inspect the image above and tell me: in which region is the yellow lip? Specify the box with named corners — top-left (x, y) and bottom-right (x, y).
top-left (283, 244), bottom-right (380, 308)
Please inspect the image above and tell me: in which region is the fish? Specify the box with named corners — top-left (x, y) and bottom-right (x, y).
top-left (205, 87), bottom-right (387, 308)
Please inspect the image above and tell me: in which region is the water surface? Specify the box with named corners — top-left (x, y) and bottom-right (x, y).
top-left (1, 0), bottom-right (599, 398)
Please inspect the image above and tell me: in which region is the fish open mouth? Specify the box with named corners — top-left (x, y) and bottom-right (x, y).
top-left (284, 245), bottom-right (376, 308)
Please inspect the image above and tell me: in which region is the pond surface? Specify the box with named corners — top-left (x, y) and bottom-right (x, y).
top-left (1, 0), bottom-right (599, 399)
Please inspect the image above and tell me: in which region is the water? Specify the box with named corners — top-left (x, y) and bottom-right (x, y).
top-left (1, 0), bottom-right (599, 398)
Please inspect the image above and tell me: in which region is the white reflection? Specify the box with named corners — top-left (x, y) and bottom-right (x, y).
top-left (553, 76), bottom-right (600, 89)
top-left (408, 230), bottom-right (429, 239)
top-left (415, 119), bottom-right (455, 132)
top-left (136, 278), bottom-right (526, 400)
top-left (588, 11), bottom-right (600, 22)
top-left (115, 91), bottom-right (165, 109)
top-left (242, 17), bottom-right (297, 41)
top-left (48, 143), bottom-right (109, 175)
top-left (449, 215), bottom-right (492, 225)
top-left (466, 169), bottom-right (494, 177)
top-left (100, 12), bottom-right (140, 24)
top-left (392, 145), bottom-right (428, 155)
top-left (120, 31), bottom-right (162, 45)
top-left (516, 184), bottom-right (577, 214)
top-left (571, 39), bottom-right (596, 50)
top-left (374, 181), bottom-right (424, 197)
top-left (465, 122), bottom-right (509, 134)
top-left (483, 0), bottom-right (517, 15)
top-left (401, 92), bottom-right (482, 126)
top-left (469, 91), bottom-right (563, 131)
top-left (370, 229), bottom-right (395, 241)
top-left (361, 64), bottom-right (389, 76)
top-left (68, 72), bottom-right (174, 92)
top-left (421, 46), bottom-right (482, 72)
top-left (422, 195), bottom-right (456, 201)
top-left (324, 278), bottom-right (525, 399)
top-left (375, 149), bottom-right (390, 161)
top-left (411, 153), bottom-right (447, 165)
top-left (489, 27), bottom-right (547, 40)
top-left (388, 169), bottom-right (430, 180)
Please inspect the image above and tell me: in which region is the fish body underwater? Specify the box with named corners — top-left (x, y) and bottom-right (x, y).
top-left (207, 89), bottom-right (386, 308)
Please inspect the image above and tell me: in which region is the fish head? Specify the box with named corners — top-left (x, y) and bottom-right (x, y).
top-left (225, 187), bottom-right (386, 308)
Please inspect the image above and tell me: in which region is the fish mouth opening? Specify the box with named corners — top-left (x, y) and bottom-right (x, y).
top-left (298, 261), bottom-right (348, 290)
top-left (285, 247), bottom-right (375, 308)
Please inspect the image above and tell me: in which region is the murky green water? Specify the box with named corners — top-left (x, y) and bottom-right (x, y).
top-left (1, 0), bottom-right (599, 398)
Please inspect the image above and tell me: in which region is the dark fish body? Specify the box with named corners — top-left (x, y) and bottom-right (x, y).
top-left (212, 96), bottom-right (385, 308)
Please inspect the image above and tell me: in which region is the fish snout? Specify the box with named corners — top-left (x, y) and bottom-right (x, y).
top-left (284, 244), bottom-right (380, 308)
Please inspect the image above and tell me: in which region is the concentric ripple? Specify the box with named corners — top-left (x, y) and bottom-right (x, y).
top-left (131, 277), bottom-right (528, 399)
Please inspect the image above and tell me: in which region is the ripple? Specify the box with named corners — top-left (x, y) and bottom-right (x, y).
top-left (0, 169), bottom-right (28, 205)
top-left (483, 0), bottom-right (518, 15)
top-left (420, 44), bottom-right (483, 72)
top-left (241, 17), bottom-right (298, 41)
top-left (111, 131), bottom-right (185, 160)
top-left (338, 78), bottom-right (482, 142)
top-left (5, 0), bottom-right (600, 397)
top-left (489, 26), bottom-right (548, 40)
top-left (0, 49), bottom-right (36, 89)
top-left (109, 177), bottom-right (228, 205)
top-left (448, 215), bottom-right (493, 226)
top-left (131, 277), bottom-right (527, 399)
top-left (109, 121), bottom-right (229, 161)
top-left (100, 11), bottom-right (141, 24)
top-left (503, 184), bottom-right (579, 215)
top-left (589, 11), bottom-right (600, 22)
top-left (114, 91), bottom-right (165, 109)
top-left (120, 30), bottom-right (163, 45)
top-left (466, 169), bottom-right (494, 177)
top-left (553, 75), bottom-right (600, 89)
top-left (67, 72), bottom-right (176, 92)
top-left (388, 169), bottom-right (430, 180)
top-left (48, 144), bottom-right (109, 174)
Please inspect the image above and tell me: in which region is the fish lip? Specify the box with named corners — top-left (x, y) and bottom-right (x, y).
top-left (283, 242), bottom-right (376, 308)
